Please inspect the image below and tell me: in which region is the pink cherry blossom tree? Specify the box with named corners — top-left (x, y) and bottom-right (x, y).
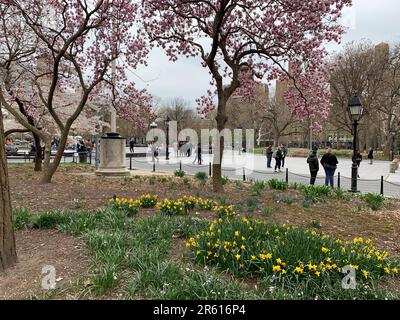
top-left (0, 0), bottom-right (152, 183)
top-left (141, 0), bottom-right (352, 191)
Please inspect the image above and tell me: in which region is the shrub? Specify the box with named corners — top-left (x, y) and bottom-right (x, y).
top-left (268, 179), bottom-right (288, 191)
top-left (306, 220), bottom-right (322, 229)
top-left (221, 176), bottom-right (230, 185)
top-left (13, 208), bottom-right (32, 230)
top-left (261, 208), bottom-right (273, 217)
top-left (334, 189), bottom-right (352, 201)
top-left (33, 212), bottom-right (69, 229)
top-left (174, 169), bottom-right (186, 178)
top-left (246, 197), bottom-right (259, 208)
top-left (251, 181), bottom-right (266, 196)
top-left (148, 177), bottom-right (156, 185)
top-left (301, 185), bottom-right (332, 199)
top-left (363, 193), bottom-right (385, 211)
top-left (183, 177), bottom-right (191, 188)
top-left (195, 172), bottom-right (208, 184)
top-left (213, 205), bottom-right (236, 218)
top-left (186, 217), bottom-right (400, 298)
top-left (234, 180), bottom-right (244, 189)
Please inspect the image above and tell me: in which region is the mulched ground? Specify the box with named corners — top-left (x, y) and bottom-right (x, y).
top-left (0, 229), bottom-right (89, 300)
top-left (8, 164), bottom-right (400, 257)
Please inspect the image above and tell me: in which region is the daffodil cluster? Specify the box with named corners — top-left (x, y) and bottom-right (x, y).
top-left (196, 198), bottom-right (215, 210)
top-left (186, 217), bottom-right (400, 287)
top-left (213, 205), bottom-right (236, 218)
top-left (157, 198), bottom-right (186, 216)
top-left (180, 196), bottom-right (197, 210)
top-left (110, 197), bottom-right (140, 216)
top-left (138, 194), bottom-right (158, 208)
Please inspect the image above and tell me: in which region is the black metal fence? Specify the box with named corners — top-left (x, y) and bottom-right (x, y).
top-left (126, 157), bottom-right (400, 198)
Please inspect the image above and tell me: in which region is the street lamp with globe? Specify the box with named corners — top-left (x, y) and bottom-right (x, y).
top-left (348, 94), bottom-right (364, 193)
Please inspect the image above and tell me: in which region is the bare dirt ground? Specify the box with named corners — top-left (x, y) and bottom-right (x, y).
top-left (0, 229), bottom-right (89, 300)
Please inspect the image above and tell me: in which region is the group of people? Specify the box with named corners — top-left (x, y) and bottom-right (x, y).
top-left (148, 142), bottom-right (203, 164)
top-left (307, 147), bottom-right (374, 187)
top-left (306, 148), bottom-right (339, 187)
top-left (266, 144), bottom-right (376, 187)
top-left (266, 144), bottom-right (288, 172)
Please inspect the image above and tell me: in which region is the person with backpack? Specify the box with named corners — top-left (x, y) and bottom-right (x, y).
top-left (320, 148), bottom-right (338, 187)
top-left (307, 149), bottom-right (319, 185)
top-left (266, 145), bottom-right (273, 168)
top-left (368, 147), bottom-right (374, 165)
top-left (274, 147), bottom-right (283, 173)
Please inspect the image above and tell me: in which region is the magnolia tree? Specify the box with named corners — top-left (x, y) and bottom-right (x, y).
top-left (142, 0), bottom-right (352, 191)
top-left (0, 0), bottom-right (152, 183)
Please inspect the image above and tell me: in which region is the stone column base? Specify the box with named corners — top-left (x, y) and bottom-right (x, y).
top-left (96, 132), bottom-right (130, 177)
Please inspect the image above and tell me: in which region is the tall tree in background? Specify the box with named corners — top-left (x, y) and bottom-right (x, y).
top-left (142, 0), bottom-right (352, 191)
top-left (0, 0), bottom-right (152, 183)
top-left (161, 98), bottom-right (196, 133)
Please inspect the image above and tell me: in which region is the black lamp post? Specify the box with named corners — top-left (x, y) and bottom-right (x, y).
top-left (348, 94), bottom-right (364, 193)
top-left (165, 116), bottom-right (171, 160)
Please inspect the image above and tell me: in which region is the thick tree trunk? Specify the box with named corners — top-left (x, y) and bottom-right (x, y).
top-left (0, 108), bottom-right (17, 272)
top-left (383, 134), bottom-right (393, 160)
top-left (33, 133), bottom-right (42, 172)
top-left (41, 131), bottom-right (69, 184)
top-left (213, 97), bottom-right (227, 193)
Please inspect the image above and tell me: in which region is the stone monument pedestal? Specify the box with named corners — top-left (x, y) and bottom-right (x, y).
top-left (96, 133), bottom-right (130, 177)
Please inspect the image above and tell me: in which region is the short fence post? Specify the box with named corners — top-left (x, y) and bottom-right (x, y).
top-left (337, 172), bottom-right (341, 189)
top-left (286, 168), bottom-right (289, 184)
top-left (180, 161), bottom-right (182, 171)
top-left (130, 154), bottom-right (132, 170)
top-left (153, 162), bottom-right (156, 172)
top-left (380, 176), bottom-right (384, 195)
top-left (209, 162), bottom-right (212, 177)
top-left (243, 168), bottom-right (246, 181)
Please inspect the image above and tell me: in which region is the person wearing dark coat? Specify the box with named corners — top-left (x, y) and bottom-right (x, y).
top-left (307, 150), bottom-right (319, 185)
top-left (320, 148), bottom-right (339, 187)
top-left (274, 147), bottom-right (283, 172)
top-left (368, 148), bottom-right (374, 165)
top-left (266, 145), bottom-right (273, 168)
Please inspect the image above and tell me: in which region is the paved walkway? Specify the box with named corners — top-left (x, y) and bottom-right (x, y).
top-left (127, 148), bottom-right (400, 198)
top-left (9, 147), bottom-right (400, 197)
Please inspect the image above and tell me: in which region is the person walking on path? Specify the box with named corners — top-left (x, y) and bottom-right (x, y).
top-left (274, 147), bottom-right (283, 173)
top-left (307, 149), bottom-right (319, 185)
top-left (266, 145), bottom-right (273, 168)
top-left (368, 147), bottom-right (374, 165)
top-left (356, 150), bottom-right (362, 178)
top-left (129, 138), bottom-right (135, 154)
top-left (320, 148), bottom-right (338, 187)
top-left (281, 144), bottom-right (288, 168)
top-left (192, 143), bottom-right (202, 165)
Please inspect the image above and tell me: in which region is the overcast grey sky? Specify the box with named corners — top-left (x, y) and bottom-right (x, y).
top-left (134, 0), bottom-right (400, 107)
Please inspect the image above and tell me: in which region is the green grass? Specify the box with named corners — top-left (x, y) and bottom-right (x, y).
top-left (13, 207), bottom-right (400, 300)
top-left (13, 208), bottom-right (32, 230)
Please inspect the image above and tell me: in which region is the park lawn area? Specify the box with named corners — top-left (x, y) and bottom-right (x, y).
top-left (5, 163), bottom-right (400, 299)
